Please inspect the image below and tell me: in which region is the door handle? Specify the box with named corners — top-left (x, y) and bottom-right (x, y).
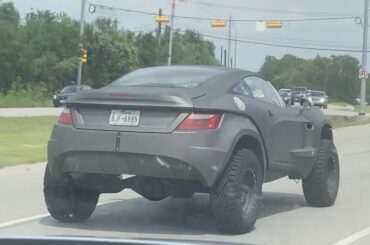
top-left (268, 110), bottom-right (274, 117)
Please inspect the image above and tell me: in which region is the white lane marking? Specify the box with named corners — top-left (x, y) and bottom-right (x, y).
top-left (0, 214), bottom-right (49, 229)
top-left (332, 227), bottom-right (370, 245)
top-left (0, 202), bottom-right (105, 229)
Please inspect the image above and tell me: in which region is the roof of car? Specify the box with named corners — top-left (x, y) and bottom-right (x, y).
top-left (132, 65), bottom-right (252, 74)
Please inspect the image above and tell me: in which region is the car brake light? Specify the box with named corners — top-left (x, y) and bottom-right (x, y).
top-left (58, 108), bottom-right (73, 125)
top-left (177, 113), bottom-right (223, 130)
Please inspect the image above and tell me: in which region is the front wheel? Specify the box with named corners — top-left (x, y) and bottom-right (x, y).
top-left (44, 166), bottom-right (99, 222)
top-left (302, 139), bottom-right (339, 207)
top-left (210, 148), bottom-right (262, 234)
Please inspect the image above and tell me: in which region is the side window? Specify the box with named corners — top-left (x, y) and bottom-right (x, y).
top-left (230, 80), bottom-right (252, 97)
top-left (269, 82), bottom-right (286, 108)
top-left (243, 76), bottom-right (281, 107)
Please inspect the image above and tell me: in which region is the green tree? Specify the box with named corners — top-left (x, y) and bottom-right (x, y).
top-left (260, 54), bottom-right (361, 103)
top-left (85, 23), bottom-right (139, 87)
top-left (0, 2), bottom-right (20, 25)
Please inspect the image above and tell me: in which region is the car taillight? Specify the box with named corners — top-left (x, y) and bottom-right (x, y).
top-left (58, 108), bottom-right (73, 125)
top-left (177, 113), bottom-right (223, 130)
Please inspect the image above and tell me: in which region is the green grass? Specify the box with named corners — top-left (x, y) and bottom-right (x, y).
top-left (0, 116), bottom-right (57, 168)
top-left (0, 94), bottom-right (52, 108)
top-left (353, 105), bottom-right (370, 113)
top-left (327, 115), bottom-right (370, 128)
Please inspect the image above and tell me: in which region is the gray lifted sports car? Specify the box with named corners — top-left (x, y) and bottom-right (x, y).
top-left (45, 66), bottom-right (340, 234)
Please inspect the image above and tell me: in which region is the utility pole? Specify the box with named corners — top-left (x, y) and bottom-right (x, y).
top-left (220, 46), bottom-right (223, 65)
top-left (360, 0), bottom-right (369, 115)
top-left (156, 8), bottom-right (163, 44)
top-left (227, 15), bottom-right (232, 67)
top-left (234, 33), bottom-right (237, 68)
top-left (76, 0), bottom-right (86, 87)
top-left (224, 49), bottom-right (227, 67)
top-left (167, 0), bottom-right (175, 66)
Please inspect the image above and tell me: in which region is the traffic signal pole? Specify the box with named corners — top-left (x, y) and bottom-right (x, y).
top-left (360, 0), bottom-right (369, 115)
top-left (167, 0), bottom-right (175, 66)
top-left (76, 0), bottom-right (86, 86)
top-left (227, 15), bottom-right (232, 67)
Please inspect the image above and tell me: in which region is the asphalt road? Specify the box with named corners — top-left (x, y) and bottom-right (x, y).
top-left (0, 124), bottom-right (370, 245)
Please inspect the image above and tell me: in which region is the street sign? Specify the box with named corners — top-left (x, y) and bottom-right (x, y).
top-left (359, 68), bottom-right (368, 79)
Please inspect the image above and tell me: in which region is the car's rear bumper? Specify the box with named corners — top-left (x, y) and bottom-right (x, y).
top-left (48, 124), bottom-right (232, 187)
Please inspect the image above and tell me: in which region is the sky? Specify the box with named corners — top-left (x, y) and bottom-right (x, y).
top-left (9, 0), bottom-right (367, 72)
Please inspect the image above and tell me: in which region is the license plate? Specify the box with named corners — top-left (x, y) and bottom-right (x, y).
top-left (109, 110), bottom-right (141, 126)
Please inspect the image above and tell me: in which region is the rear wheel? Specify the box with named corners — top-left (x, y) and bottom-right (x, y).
top-left (210, 148), bottom-right (262, 234)
top-left (44, 166), bottom-right (99, 222)
top-left (302, 139), bottom-right (339, 207)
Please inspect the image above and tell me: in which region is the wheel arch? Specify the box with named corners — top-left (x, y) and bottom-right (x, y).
top-left (223, 129), bottom-right (268, 183)
top-left (321, 123), bottom-right (333, 141)
top-left (235, 134), bottom-right (267, 181)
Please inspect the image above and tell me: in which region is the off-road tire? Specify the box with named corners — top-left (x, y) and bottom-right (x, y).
top-left (44, 166), bottom-right (99, 222)
top-left (210, 148), bottom-right (262, 234)
top-left (303, 139), bottom-right (339, 207)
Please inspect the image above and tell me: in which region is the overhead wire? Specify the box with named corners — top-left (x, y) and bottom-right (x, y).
top-left (89, 3), bottom-right (359, 23)
top-left (175, 30), bottom-right (368, 53)
top-left (197, 0), bottom-right (359, 17)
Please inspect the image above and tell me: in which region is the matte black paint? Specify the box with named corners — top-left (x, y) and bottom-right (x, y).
top-left (48, 66), bottom-right (336, 188)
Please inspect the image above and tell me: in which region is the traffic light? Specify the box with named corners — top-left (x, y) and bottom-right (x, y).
top-left (266, 21), bottom-right (283, 29)
top-left (211, 20), bottom-right (226, 28)
top-left (81, 48), bottom-right (87, 64)
top-left (155, 15), bottom-right (170, 23)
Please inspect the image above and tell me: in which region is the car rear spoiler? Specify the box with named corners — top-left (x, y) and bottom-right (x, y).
top-left (65, 89), bottom-right (203, 109)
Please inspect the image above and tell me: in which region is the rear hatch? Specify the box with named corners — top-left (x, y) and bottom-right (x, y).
top-left (67, 87), bottom-right (204, 133)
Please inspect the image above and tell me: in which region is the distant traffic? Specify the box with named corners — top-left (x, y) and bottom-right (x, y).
top-left (279, 87), bottom-right (328, 109)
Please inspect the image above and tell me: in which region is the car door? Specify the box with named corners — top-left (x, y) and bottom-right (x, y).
top-left (243, 76), bottom-right (310, 167)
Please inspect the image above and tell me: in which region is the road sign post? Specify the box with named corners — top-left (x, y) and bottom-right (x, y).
top-left (76, 0), bottom-right (86, 87)
top-left (360, 0), bottom-right (369, 115)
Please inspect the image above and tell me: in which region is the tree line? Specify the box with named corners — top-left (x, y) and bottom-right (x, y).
top-left (0, 2), bottom-right (368, 103)
top-left (0, 2), bottom-right (218, 96)
top-left (260, 54), bottom-right (368, 103)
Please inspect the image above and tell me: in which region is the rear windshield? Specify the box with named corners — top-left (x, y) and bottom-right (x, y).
top-left (111, 67), bottom-right (224, 88)
top-left (292, 87), bottom-right (307, 93)
top-left (61, 86), bottom-right (77, 93)
top-left (310, 91), bottom-right (325, 96)
top-left (61, 85), bottom-right (90, 93)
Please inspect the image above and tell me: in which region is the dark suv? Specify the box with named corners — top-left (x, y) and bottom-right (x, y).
top-left (291, 86), bottom-right (308, 103)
